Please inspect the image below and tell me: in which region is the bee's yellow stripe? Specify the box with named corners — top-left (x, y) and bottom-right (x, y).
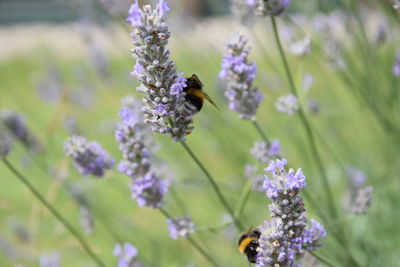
top-left (239, 237), bottom-right (255, 254)
top-left (187, 88), bottom-right (204, 103)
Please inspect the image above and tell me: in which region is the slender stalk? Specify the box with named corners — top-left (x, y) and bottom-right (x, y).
top-left (234, 179), bottom-right (253, 218)
top-left (158, 208), bottom-right (219, 267)
top-left (310, 251), bottom-right (337, 267)
top-left (180, 141), bottom-right (244, 231)
top-left (169, 186), bottom-right (188, 215)
top-left (252, 120), bottom-right (270, 145)
top-left (270, 16), bottom-right (360, 267)
top-left (270, 16), bottom-right (337, 219)
top-left (2, 158), bottom-right (105, 267)
top-left (187, 237), bottom-right (219, 267)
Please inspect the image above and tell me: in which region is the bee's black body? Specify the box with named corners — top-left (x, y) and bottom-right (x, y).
top-left (238, 229), bottom-right (261, 263)
top-left (183, 74), bottom-right (205, 113)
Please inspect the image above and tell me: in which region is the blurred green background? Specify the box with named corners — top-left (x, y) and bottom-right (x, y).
top-left (0, 0), bottom-right (399, 266)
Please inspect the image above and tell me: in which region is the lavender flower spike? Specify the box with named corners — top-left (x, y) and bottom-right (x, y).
top-left (352, 186), bottom-right (374, 215)
top-left (130, 172), bottom-right (169, 208)
top-left (114, 242), bottom-right (142, 267)
top-left (275, 93), bottom-right (299, 115)
top-left (64, 135), bottom-right (114, 177)
top-left (220, 34), bottom-right (263, 120)
top-left (256, 159), bottom-right (326, 266)
top-left (0, 110), bottom-right (40, 152)
top-left (129, 1), bottom-right (192, 141)
top-left (115, 96), bottom-right (153, 180)
top-left (251, 139), bottom-right (281, 164)
top-left (0, 131), bottom-right (11, 158)
top-left (166, 216), bottom-right (195, 240)
top-left (39, 252), bottom-right (60, 267)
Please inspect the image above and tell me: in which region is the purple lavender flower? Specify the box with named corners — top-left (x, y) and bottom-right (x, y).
top-left (250, 0), bottom-right (291, 16)
top-left (251, 139), bottom-right (281, 163)
top-left (130, 172), bottom-right (168, 208)
top-left (116, 96), bottom-right (153, 180)
top-left (39, 252), bottom-right (60, 267)
top-left (166, 216), bottom-right (195, 240)
top-left (300, 219), bottom-right (327, 251)
top-left (129, 1), bottom-right (193, 141)
top-left (64, 135), bottom-right (114, 177)
top-left (114, 242), bottom-right (142, 267)
top-left (275, 94), bottom-right (299, 115)
top-left (393, 50), bottom-right (400, 77)
top-left (0, 110), bottom-right (40, 152)
top-left (220, 34), bottom-right (263, 120)
top-left (263, 159), bottom-right (306, 198)
top-left (257, 217), bottom-right (296, 266)
top-left (0, 132), bottom-right (11, 158)
top-left (351, 186), bottom-right (374, 215)
top-left (256, 159), bottom-right (326, 266)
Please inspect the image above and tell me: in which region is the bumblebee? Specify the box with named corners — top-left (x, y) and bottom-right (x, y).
top-left (182, 74), bottom-right (218, 115)
top-left (238, 229), bottom-right (261, 263)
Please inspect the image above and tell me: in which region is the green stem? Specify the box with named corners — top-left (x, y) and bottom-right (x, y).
top-left (270, 16), bottom-right (360, 267)
top-left (310, 251), bottom-right (337, 267)
top-left (270, 16), bottom-right (337, 219)
top-left (180, 141), bottom-right (244, 231)
top-left (187, 237), bottom-right (219, 267)
top-left (252, 120), bottom-right (270, 145)
top-left (2, 158), bottom-right (105, 267)
top-left (158, 208), bottom-right (219, 267)
top-left (234, 179), bottom-right (253, 219)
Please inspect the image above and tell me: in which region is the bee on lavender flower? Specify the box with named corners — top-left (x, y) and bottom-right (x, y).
top-left (182, 74), bottom-right (219, 115)
top-left (238, 228), bottom-right (261, 263)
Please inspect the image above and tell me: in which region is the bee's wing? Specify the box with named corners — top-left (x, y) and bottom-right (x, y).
top-left (203, 92), bottom-right (220, 111)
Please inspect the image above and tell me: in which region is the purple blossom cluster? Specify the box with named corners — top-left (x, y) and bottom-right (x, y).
top-left (166, 216), bottom-right (195, 240)
top-left (128, 1), bottom-right (193, 141)
top-left (256, 159), bottom-right (326, 266)
top-left (220, 34), bottom-right (263, 120)
top-left (393, 50), bottom-right (400, 77)
top-left (0, 110), bottom-right (40, 152)
top-left (115, 96), bottom-right (152, 180)
top-left (113, 242), bottom-right (142, 267)
top-left (130, 172), bottom-right (169, 209)
top-left (38, 252), bottom-right (60, 267)
top-left (0, 131), bottom-right (11, 158)
top-left (275, 94), bottom-right (299, 115)
top-left (251, 139), bottom-right (281, 164)
top-left (247, 0), bottom-right (291, 16)
top-left (351, 186), bottom-right (374, 215)
top-left (346, 167), bottom-right (373, 215)
top-left (116, 96), bottom-right (169, 208)
top-left (64, 135), bottom-right (114, 177)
